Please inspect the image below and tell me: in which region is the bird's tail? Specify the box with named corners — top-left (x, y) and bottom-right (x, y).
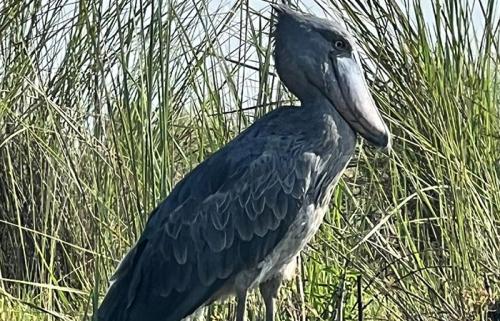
top-left (95, 239), bottom-right (216, 321)
top-left (95, 241), bottom-right (145, 321)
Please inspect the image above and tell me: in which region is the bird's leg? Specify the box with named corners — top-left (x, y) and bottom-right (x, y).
top-left (236, 289), bottom-right (247, 321)
top-left (259, 276), bottom-right (283, 321)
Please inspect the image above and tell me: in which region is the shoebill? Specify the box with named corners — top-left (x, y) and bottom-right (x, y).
top-left (97, 4), bottom-right (390, 321)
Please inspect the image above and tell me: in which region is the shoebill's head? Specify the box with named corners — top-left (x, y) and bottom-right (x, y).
top-left (273, 5), bottom-right (391, 149)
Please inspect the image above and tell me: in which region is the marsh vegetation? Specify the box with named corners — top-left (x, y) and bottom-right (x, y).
top-left (0, 0), bottom-right (499, 320)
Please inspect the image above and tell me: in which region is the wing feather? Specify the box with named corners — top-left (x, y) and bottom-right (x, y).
top-left (202, 221), bottom-right (226, 252)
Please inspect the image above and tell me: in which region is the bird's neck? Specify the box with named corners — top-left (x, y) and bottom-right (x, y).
top-left (301, 96), bottom-right (346, 125)
top-left (300, 95), bottom-right (357, 154)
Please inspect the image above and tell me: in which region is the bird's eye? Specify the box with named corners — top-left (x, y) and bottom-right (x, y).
top-left (334, 40), bottom-right (347, 50)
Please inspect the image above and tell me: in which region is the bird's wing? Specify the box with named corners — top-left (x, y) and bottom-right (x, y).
top-left (97, 126), bottom-right (321, 321)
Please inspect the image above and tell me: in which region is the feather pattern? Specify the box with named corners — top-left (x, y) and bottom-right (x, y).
top-left (96, 105), bottom-right (353, 321)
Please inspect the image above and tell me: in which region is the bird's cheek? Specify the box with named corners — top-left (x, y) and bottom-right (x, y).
top-left (322, 64), bottom-right (348, 109)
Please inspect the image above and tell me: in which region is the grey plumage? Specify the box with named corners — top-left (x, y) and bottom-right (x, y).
top-left (97, 5), bottom-right (390, 321)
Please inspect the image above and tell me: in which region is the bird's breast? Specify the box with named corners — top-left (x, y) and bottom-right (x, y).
top-left (230, 113), bottom-right (356, 294)
top-left (254, 202), bottom-right (330, 283)
top-left (252, 155), bottom-right (352, 287)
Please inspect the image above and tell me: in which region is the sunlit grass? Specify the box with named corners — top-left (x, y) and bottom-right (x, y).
top-left (0, 0), bottom-right (498, 320)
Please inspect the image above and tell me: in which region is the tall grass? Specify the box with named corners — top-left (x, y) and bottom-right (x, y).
top-left (0, 0), bottom-right (498, 320)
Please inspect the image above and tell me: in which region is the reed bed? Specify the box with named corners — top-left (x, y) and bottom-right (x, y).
top-left (0, 0), bottom-right (498, 320)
